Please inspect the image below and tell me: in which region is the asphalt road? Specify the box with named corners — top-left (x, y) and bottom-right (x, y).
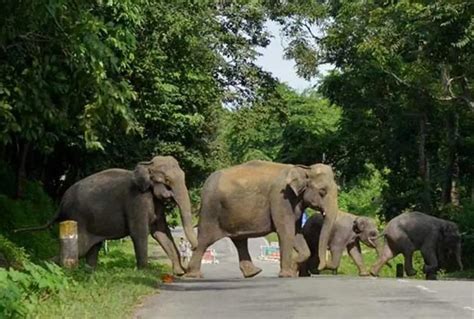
top-left (135, 231), bottom-right (474, 319)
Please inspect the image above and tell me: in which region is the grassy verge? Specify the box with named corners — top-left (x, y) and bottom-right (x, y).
top-left (1, 239), bottom-right (170, 319)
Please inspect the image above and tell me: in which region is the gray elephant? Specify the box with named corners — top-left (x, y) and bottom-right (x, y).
top-left (370, 211), bottom-right (463, 279)
top-left (16, 156), bottom-right (197, 275)
top-left (185, 160), bottom-right (339, 278)
top-left (299, 211), bottom-right (382, 277)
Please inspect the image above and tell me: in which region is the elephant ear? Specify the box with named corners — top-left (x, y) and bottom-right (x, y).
top-left (440, 222), bottom-right (460, 243)
top-left (133, 162), bottom-right (152, 192)
top-left (353, 217), bottom-right (366, 234)
top-left (286, 166), bottom-right (308, 196)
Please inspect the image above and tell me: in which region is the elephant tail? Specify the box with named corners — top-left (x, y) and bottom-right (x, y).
top-left (13, 210), bottom-right (60, 233)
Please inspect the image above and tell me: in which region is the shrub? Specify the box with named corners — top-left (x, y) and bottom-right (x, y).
top-left (0, 235), bottom-right (29, 269)
top-left (0, 181), bottom-right (59, 260)
top-left (0, 262), bottom-right (70, 318)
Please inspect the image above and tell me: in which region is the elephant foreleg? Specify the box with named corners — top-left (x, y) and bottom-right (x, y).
top-left (347, 241), bottom-right (368, 276)
top-left (328, 246), bottom-right (343, 272)
top-left (420, 243), bottom-right (439, 278)
top-left (231, 238), bottom-right (262, 278)
top-left (151, 223), bottom-right (185, 276)
top-left (273, 213), bottom-right (297, 277)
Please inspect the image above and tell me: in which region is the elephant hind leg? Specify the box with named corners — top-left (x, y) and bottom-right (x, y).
top-left (420, 243), bottom-right (439, 277)
top-left (399, 240), bottom-right (416, 276)
top-left (184, 223), bottom-right (224, 279)
top-left (85, 242), bottom-right (103, 268)
top-left (231, 238), bottom-right (262, 278)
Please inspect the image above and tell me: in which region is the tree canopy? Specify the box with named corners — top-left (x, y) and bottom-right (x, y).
top-left (0, 0), bottom-right (473, 267)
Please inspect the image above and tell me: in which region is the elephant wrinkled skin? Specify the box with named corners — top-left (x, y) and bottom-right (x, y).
top-left (185, 160), bottom-right (339, 278)
top-left (299, 211), bottom-right (382, 277)
top-left (370, 211), bottom-right (463, 279)
top-left (15, 156), bottom-right (197, 275)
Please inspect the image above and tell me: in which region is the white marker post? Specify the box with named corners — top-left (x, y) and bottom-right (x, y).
top-left (59, 220), bottom-right (78, 268)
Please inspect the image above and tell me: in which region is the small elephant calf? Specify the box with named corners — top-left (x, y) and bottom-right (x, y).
top-left (299, 211), bottom-right (381, 277)
top-left (370, 211), bottom-right (463, 279)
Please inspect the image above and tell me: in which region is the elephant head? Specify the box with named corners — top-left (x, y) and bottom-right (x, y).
top-left (353, 217), bottom-right (381, 255)
top-left (439, 221), bottom-right (463, 271)
top-left (133, 156), bottom-right (198, 249)
top-left (286, 163), bottom-right (339, 271)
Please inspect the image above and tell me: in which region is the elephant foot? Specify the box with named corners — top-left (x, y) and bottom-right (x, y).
top-left (317, 261), bottom-right (327, 271)
top-left (423, 265), bottom-right (438, 274)
top-left (182, 271), bottom-right (203, 279)
top-left (173, 266), bottom-right (186, 277)
top-left (425, 272), bottom-right (437, 280)
top-left (239, 261), bottom-right (262, 278)
top-left (279, 269), bottom-right (297, 278)
top-left (405, 269), bottom-right (417, 277)
top-left (369, 268), bottom-right (379, 277)
top-left (359, 271), bottom-right (370, 277)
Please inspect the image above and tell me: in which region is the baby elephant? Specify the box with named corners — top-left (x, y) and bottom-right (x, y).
top-left (370, 211), bottom-right (463, 279)
top-left (299, 211), bottom-right (381, 277)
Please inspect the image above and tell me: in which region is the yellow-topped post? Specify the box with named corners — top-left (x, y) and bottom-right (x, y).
top-left (59, 220), bottom-right (78, 268)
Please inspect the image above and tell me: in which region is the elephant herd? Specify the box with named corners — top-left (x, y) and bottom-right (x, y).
top-left (17, 156), bottom-right (463, 280)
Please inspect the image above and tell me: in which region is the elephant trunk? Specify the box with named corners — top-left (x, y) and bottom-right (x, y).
top-left (173, 182), bottom-right (198, 250)
top-left (317, 193), bottom-right (338, 271)
top-left (455, 242), bottom-right (463, 271)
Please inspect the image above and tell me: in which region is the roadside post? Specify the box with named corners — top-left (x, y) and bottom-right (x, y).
top-left (59, 220), bottom-right (78, 268)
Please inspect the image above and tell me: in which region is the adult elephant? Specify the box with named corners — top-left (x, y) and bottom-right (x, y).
top-left (15, 156), bottom-right (197, 275)
top-left (370, 211), bottom-right (463, 279)
top-left (298, 212), bottom-right (382, 277)
top-left (185, 160), bottom-right (339, 278)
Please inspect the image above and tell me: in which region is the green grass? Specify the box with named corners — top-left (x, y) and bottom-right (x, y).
top-left (265, 232), bottom-right (279, 244)
top-left (32, 239), bottom-right (170, 319)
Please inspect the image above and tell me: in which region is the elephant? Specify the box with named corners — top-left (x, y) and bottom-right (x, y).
top-left (184, 160), bottom-right (339, 278)
top-left (298, 211), bottom-right (382, 277)
top-left (370, 211), bottom-right (463, 279)
top-left (15, 156), bottom-right (198, 275)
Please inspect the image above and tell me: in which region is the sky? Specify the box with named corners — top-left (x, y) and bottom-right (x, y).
top-left (255, 21), bottom-right (332, 91)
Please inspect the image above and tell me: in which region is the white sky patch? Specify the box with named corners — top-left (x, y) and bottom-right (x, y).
top-left (255, 21), bottom-right (333, 91)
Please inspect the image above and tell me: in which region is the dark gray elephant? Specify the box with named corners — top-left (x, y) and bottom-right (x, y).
top-left (185, 160), bottom-right (339, 278)
top-left (299, 211), bottom-right (382, 277)
top-left (370, 211), bottom-right (463, 279)
top-left (16, 156), bottom-right (197, 275)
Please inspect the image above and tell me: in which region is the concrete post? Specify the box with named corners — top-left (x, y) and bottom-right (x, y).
top-left (59, 220), bottom-right (78, 268)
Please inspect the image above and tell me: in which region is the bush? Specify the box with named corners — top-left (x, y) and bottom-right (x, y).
top-left (0, 262), bottom-right (70, 318)
top-left (0, 235), bottom-right (29, 269)
top-left (338, 164), bottom-right (388, 217)
top-left (0, 181), bottom-right (59, 260)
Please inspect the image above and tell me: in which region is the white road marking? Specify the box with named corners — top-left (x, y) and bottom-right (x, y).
top-left (463, 306), bottom-right (474, 311)
top-left (416, 285), bottom-right (437, 293)
top-left (397, 279), bottom-right (408, 283)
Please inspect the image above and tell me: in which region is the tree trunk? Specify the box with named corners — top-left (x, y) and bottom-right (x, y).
top-left (442, 111), bottom-right (460, 207)
top-left (418, 112), bottom-right (431, 212)
top-left (15, 141), bottom-right (30, 198)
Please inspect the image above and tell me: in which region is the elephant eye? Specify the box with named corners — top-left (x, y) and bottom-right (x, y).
top-left (319, 188), bottom-right (327, 197)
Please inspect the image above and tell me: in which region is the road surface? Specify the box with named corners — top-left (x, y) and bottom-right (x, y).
top-left (135, 231), bottom-right (474, 319)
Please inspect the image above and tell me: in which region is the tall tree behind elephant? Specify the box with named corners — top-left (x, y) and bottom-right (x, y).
top-left (185, 160), bottom-right (339, 278)
top-left (299, 211), bottom-right (382, 277)
top-left (15, 156), bottom-right (197, 275)
top-left (371, 212), bottom-right (463, 279)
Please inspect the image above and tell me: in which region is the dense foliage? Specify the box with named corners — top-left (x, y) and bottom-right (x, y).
top-left (0, 4), bottom-right (473, 316)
